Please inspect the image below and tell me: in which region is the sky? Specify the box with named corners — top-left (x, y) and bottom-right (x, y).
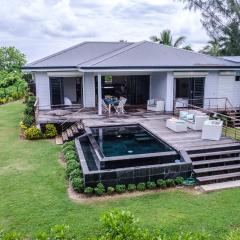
top-left (0, 0), bottom-right (209, 63)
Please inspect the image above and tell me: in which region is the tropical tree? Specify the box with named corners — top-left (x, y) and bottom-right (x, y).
top-left (179, 0), bottom-right (240, 55)
top-left (0, 47), bottom-right (26, 72)
top-left (200, 39), bottom-right (222, 56)
top-left (150, 29), bottom-right (192, 50)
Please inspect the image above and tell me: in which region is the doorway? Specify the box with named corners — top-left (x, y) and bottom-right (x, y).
top-left (175, 77), bottom-right (205, 107)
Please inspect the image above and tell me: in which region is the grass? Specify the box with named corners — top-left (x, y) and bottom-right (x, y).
top-left (1, 101), bottom-right (240, 238)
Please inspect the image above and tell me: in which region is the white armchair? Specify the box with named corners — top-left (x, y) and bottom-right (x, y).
top-left (202, 120), bottom-right (223, 140)
top-left (147, 99), bottom-right (164, 112)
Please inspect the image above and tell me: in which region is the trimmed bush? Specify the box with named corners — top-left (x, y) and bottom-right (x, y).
top-left (137, 182), bottom-right (146, 191)
top-left (115, 184), bottom-right (126, 194)
top-left (19, 121), bottom-right (28, 131)
top-left (94, 187), bottom-right (105, 196)
top-left (146, 181), bottom-right (157, 190)
top-left (62, 141), bottom-right (75, 149)
top-left (127, 184), bottom-right (136, 192)
top-left (107, 187), bottom-right (115, 194)
top-left (24, 126), bottom-right (42, 140)
top-left (71, 177), bottom-right (84, 193)
top-left (44, 124), bottom-right (57, 138)
top-left (64, 151), bottom-right (77, 162)
top-left (175, 176), bottom-right (184, 185)
top-left (156, 179), bottom-right (167, 189)
top-left (22, 114), bottom-right (34, 128)
top-left (70, 168), bottom-right (82, 180)
top-left (66, 161), bottom-right (79, 179)
top-left (84, 187), bottom-right (94, 196)
top-left (166, 179), bottom-right (175, 187)
top-left (24, 106), bottom-right (34, 115)
top-left (62, 145), bottom-right (75, 154)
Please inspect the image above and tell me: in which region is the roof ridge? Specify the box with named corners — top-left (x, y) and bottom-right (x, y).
top-left (76, 42), bottom-right (134, 66)
top-left (26, 42), bottom-right (88, 67)
top-left (82, 41), bottom-right (147, 67)
top-left (146, 41), bottom-right (238, 65)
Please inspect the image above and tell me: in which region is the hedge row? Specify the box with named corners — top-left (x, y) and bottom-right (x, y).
top-left (62, 141), bottom-right (185, 197)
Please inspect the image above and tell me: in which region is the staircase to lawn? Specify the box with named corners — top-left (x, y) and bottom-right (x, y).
top-left (189, 144), bottom-right (240, 185)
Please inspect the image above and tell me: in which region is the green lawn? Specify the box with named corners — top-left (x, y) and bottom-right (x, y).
top-left (1, 101), bottom-right (240, 238)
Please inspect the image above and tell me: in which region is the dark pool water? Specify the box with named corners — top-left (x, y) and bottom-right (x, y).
top-left (91, 125), bottom-right (173, 157)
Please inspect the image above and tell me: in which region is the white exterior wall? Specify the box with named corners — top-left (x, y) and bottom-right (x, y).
top-left (218, 74), bottom-right (240, 107)
top-left (35, 72), bottom-right (51, 110)
top-left (150, 72), bottom-right (174, 112)
top-left (150, 72), bottom-right (167, 100)
top-left (83, 72), bottom-right (96, 107)
top-left (63, 78), bottom-right (76, 102)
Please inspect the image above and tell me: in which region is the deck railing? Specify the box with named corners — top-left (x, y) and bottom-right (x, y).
top-left (174, 99), bottom-right (240, 141)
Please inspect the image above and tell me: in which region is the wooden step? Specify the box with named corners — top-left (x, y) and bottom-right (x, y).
top-left (193, 157), bottom-right (240, 166)
top-left (62, 132), bottom-right (68, 142)
top-left (189, 149), bottom-right (240, 159)
top-left (197, 172), bottom-right (240, 184)
top-left (66, 128), bottom-right (74, 138)
top-left (76, 122), bottom-right (84, 130)
top-left (194, 163), bottom-right (240, 174)
top-left (71, 125), bottom-right (79, 134)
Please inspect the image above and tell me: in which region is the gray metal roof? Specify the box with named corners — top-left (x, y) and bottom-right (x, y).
top-left (221, 56), bottom-right (240, 63)
top-left (24, 41), bottom-right (240, 70)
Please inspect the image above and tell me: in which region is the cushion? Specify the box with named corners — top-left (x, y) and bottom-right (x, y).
top-left (180, 111), bottom-right (188, 119)
top-left (148, 99), bottom-right (155, 105)
top-left (186, 114), bottom-right (194, 120)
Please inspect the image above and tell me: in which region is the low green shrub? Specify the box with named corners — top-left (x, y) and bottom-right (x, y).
top-left (26, 95), bottom-right (36, 108)
top-left (64, 151), bottom-right (77, 162)
top-left (66, 161), bottom-right (79, 179)
top-left (115, 184), bottom-right (126, 194)
top-left (62, 140), bottom-right (75, 149)
top-left (22, 114), bottom-right (34, 128)
top-left (166, 179), bottom-right (175, 187)
top-left (71, 177), bottom-right (84, 193)
top-left (127, 184), bottom-right (136, 192)
top-left (175, 176), bottom-right (184, 185)
top-left (62, 145), bottom-right (75, 154)
top-left (44, 124), bottom-right (57, 138)
top-left (146, 181), bottom-right (157, 190)
top-left (137, 182), bottom-right (146, 191)
top-left (156, 179), bottom-right (167, 189)
top-left (24, 126), bottom-right (42, 140)
top-left (84, 187), bottom-right (94, 196)
top-left (107, 186), bottom-right (115, 194)
top-left (24, 106), bottom-right (34, 115)
top-left (70, 169), bottom-right (82, 180)
top-left (94, 183), bottom-right (106, 196)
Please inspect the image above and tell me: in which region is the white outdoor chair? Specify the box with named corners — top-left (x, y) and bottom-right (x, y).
top-left (64, 97), bottom-right (72, 106)
top-left (101, 99), bottom-right (109, 113)
top-left (114, 97), bottom-right (127, 115)
top-left (147, 99), bottom-right (165, 112)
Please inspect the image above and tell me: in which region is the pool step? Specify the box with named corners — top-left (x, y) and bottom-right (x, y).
top-left (193, 157), bottom-right (240, 168)
top-left (197, 172), bottom-right (240, 184)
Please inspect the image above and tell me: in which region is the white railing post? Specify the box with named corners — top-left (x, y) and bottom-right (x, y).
top-left (97, 73), bottom-right (102, 115)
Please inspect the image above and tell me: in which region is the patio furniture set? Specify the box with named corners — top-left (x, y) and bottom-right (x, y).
top-left (166, 109), bottom-right (223, 141)
top-left (102, 96), bottom-right (127, 115)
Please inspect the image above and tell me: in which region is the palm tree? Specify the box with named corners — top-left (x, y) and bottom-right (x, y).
top-left (150, 29), bottom-right (190, 49)
top-left (200, 39), bottom-right (222, 56)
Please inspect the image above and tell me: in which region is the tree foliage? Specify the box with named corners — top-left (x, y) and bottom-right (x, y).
top-left (150, 29), bottom-right (192, 50)
top-left (0, 46), bottom-right (26, 72)
top-left (180, 0), bottom-right (240, 55)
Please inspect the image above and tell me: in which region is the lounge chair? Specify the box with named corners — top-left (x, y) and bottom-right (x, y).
top-left (147, 99), bottom-right (165, 112)
top-left (102, 99), bottom-right (109, 113)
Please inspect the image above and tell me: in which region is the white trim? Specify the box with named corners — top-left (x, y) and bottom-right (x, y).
top-left (80, 67), bottom-right (240, 73)
top-left (97, 73), bottom-right (102, 115)
top-left (173, 72), bottom-right (208, 77)
top-left (219, 71), bottom-right (236, 76)
top-left (23, 68), bottom-right (79, 73)
top-left (47, 71), bottom-right (83, 77)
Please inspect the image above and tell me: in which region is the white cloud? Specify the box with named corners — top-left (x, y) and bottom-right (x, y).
top-left (0, 0), bottom-right (209, 62)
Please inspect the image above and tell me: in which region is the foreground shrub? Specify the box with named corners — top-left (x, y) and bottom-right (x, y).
top-left (166, 179), bottom-right (175, 187)
top-left (115, 184), bottom-right (126, 194)
top-left (127, 184), bottom-right (136, 192)
top-left (137, 182), bottom-right (146, 191)
top-left (69, 169), bottom-right (82, 180)
top-left (146, 181), bottom-right (157, 190)
top-left (22, 114), bottom-right (34, 128)
top-left (44, 124), bottom-right (57, 138)
top-left (107, 186), bottom-right (115, 194)
top-left (94, 183), bottom-right (106, 196)
top-left (24, 126), bottom-right (42, 140)
top-left (84, 187), bottom-right (94, 196)
top-left (66, 161), bottom-right (79, 179)
top-left (24, 106), bottom-right (34, 115)
top-left (157, 179), bottom-right (167, 189)
top-left (175, 176), bottom-right (184, 185)
top-left (19, 121), bottom-right (28, 131)
top-left (62, 141), bottom-right (75, 149)
top-left (71, 177), bottom-right (84, 193)
top-left (62, 145), bottom-right (75, 155)
top-left (64, 151), bottom-right (77, 162)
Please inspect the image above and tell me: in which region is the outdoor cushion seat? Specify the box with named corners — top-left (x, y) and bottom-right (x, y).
top-left (147, 99), bottom-right (165, 112)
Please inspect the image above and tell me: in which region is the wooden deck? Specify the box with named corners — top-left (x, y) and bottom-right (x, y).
top-left (82, 114), bottom-right (239, 152)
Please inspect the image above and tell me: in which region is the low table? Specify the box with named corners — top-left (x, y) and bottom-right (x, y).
top-left (166, 118), bottom-right (187, 132)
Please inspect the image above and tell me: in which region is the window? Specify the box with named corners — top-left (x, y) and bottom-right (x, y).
top-left (236, 76), bottom-right (240, 81)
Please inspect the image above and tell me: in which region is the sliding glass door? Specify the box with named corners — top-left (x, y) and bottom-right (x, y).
top-left (50, 77), bottom-right (64, 106)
